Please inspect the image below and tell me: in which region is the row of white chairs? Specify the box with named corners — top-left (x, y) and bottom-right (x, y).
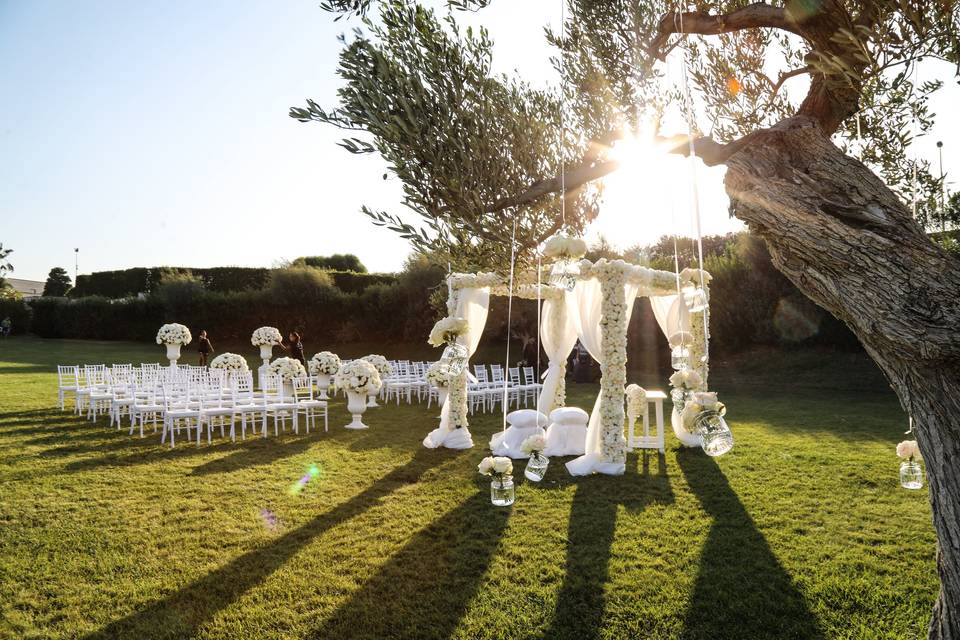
top-left (57, 364), bottom-right (328, 447)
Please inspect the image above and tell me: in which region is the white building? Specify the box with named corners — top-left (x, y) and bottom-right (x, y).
top-left (6, 277), bottom-right (44, 299)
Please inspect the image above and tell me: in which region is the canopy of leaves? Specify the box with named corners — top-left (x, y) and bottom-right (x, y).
top-left (292, 254), bottom-right (368, 272)
top-left (43, 267), bottom-right (72, 297)
top-left (292, 0), bottom-right (593, 271)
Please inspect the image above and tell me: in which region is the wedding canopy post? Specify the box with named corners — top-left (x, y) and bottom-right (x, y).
top-left (422, 259), bottom-right (712, 476)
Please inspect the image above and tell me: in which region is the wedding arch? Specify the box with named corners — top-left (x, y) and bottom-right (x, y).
top-left (422, 258), bottom-right (712, 475)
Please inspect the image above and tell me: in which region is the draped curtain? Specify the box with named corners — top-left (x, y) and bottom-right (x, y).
top-left (566, 279), bottom-right (641, 476)
top-left (536, 294), bottom-right (578, 415)
top-left (423, 287), bottom-right (490, 449)
top-left (649, 294), bottom-right (690, 340)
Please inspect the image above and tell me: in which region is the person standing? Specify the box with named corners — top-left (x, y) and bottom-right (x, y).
top-left (281, 332), bottom-right (306, 367)
top-left (197, 330), bottom-right (213, 366)
top-left (0, 317), bottom-right (10, 337)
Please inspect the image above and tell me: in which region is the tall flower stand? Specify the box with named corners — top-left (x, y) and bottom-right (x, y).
top-left (166, 343), bottom-right (182, 369)
top-left (345, 392), bottom-right (370, 429)
top-left (258, 344), bottom-right (274, 389)
top-left (316, 374), bottom-right (331, 400)
top-left (367, 393), bottom-right (379, 408)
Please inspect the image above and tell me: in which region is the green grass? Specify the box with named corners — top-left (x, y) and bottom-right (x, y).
top-left (0, 337), bottom-right (937, 639)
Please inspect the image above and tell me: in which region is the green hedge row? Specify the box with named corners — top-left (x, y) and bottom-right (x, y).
top-left (72, 266), bottom-right (396, 298)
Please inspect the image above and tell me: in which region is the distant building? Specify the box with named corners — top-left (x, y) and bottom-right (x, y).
top-left (6, 278), bottom-right (44, 299)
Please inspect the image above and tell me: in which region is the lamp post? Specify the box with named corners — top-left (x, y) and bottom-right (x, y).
top-left (937, 141), bottom-right (945, 232)
top-left (74, 248), bottom-right (79, 285)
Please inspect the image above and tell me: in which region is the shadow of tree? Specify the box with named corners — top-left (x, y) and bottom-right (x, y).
top-left (677, 450), bottom-right (824, 640)
top-left (189, 435), bottom-right (317, 475)
top-left (543, 452), bottom-right (674, 640)
top-left (307, 490), bottom-right (511, 640)
top-left (83, 450), bottom-right (446, 639)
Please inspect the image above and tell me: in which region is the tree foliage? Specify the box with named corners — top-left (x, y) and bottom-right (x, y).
top-left (292, 253), bottom-right (368, 272)
top-left (42, 267), bottom-right (72, 297)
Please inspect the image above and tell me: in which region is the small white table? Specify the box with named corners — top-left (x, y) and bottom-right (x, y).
top-left (627, 390), bottom-right (667, 453)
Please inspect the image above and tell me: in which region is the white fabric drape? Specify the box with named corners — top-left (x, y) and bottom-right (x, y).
top-left (536, 294), bottom-right (579, 414)
top-left (423, 287), bottom-right (491, 449)
top-left (565, 279), bottom-right (641, 476)
top-left (649, 294), bottom-right (690, 341)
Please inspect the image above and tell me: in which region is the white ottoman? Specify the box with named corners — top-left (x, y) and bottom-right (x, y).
top-left (490, 409), bottom-right (548, 459)
top-left (544, 407), bottom-right (588, 457)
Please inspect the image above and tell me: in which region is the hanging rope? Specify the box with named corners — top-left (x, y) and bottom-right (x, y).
top-left (535, 253), bottom-right (542, 416)
top-left (559, 0), bottom-right (567, 228)
top-left (502, 217), bottom-right (518, 431)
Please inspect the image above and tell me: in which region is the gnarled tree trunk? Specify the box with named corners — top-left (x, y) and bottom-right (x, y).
top-left (722, 116), bottom-right (960, 639)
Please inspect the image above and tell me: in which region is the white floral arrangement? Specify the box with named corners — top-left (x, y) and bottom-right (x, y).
top-left (478, 456), bottom-right (513, 480)
top-left (156, 323), bottom-right (192, 346)
top-left (361, 354), bottom-right (393, 378)
top-left (426, 361), bottom-right (454, 389)
top-left (334, 359), bottom-right (383, 396)
top-left (251, 326), bottom-right (283, 347)
top-left (669, 368), bottom-right (703, 391)
top-left (625, 384), bottom-right (647, 420)
top-left (680, 391), bottom-right (726, 433)
top-left (428, 316), bottom-right (469, 347)
top-left (593, 260), bottom-right (630, 463)
top-left (520, 434), bottom-right (547, 457)
top-left (447, 370), bottom-right (468, 428)
top-left (448, 272), bottom-right (501, 291)
top-left (308, 351), bottom-right (341, 376)
top-left (209, 353), bottom-right (249, 372)
top-left (543, 233), bottom-right (588, 261)
top-left (680, 267), bottom-right (713, 286)
top-left (896, 440), bottom-right (921, 461)
top-left (267, 357), bottom-right (306, 382)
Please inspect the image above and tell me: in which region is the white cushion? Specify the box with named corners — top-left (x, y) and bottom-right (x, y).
top-left (549, 407), bottom-right (589, 425)
top-left (506, 409), bottom-right (548, 428)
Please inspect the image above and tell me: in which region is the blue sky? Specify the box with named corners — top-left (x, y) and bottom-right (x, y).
top-left (1, 1), bottom-right (955, 281)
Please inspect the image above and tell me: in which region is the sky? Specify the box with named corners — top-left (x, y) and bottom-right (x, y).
top-left (1, 1), bottom-right (956, 282)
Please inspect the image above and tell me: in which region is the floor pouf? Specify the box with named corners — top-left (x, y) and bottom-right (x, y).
top-left (490, 409), bottom-right (548, 459)
top-left (544, 407), bottom-right (588, 457)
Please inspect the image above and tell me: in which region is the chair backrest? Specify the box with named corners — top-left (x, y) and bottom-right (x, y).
top-left (292, 376), bottom-right (313, 401)
top-left (474, 365), bottom-right (489, 383)
top-left (491, 367), bottom-right (505, 384)
top-left (57, 365), bottom-right (78, 386)
top-left (522, 367), bottom-right (537, 384)
top-left (508, 368), bottom-right (521, 385)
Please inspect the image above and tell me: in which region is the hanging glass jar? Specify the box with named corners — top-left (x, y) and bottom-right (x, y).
top-left (490, 474), bottom-right (515, 506)
top-left (441, 341), bottom-right (469, 377)
top-left (671, 388), bottom-right (688, 414)
top-left (695, 408), bottom-right (734, 457)
top-left (524, 452), bottom-right (549, 482)
top-left (685, 286), bottom-right (709, 313)
top-left (899, 461), bottom-right (923, 490)
top-left (549, 259), bottom-right (580, 292)
top-left (669, 331), bottom-right (693, 370)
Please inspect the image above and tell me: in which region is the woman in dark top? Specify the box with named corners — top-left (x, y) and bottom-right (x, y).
top-left (281, 332), bottom-right (306, 367)
top-left (197, 330), bottom-right (213, 366)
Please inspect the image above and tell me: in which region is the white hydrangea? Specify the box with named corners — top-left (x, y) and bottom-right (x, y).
top-left (267, 356), bottom-right (306, 382)
top-left (334, 359), bottom-right (383, 396)
top-left (155, 323), bottom-right (192, 346)
top-left (543, 233), bottom-right (588, 260)
top-left (426, 361), bottom-right (454, 389)
top-left (209, 353), bottom-right (249, 372)
top-left (308, 351), bottom-right (341, 376)
top-left (428, 316), bottom-right (469, 347)
top-left (669, 368), bottom-right (703, 390)
top-left (251, 326), bottom-right (283, 347)
top-left (361, 354), bottom-right (393, 378)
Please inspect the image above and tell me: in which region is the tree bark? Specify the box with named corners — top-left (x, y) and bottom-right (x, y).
top-left (720, 116), bottom-right (960, 639)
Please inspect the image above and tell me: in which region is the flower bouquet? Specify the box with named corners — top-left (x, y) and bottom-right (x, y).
top-left (209, 353), bottom-right (249, 374)
top-left (251, 326), bottom-right (283, 363)
top-left (896, 440), bottom-right (923, 489)
top-left (361, 355), bottom-right (392, 406)
top-left (520, 434), bottom-right (549, 482)
top-left (156, 323), bottom-right (192, 365)
top-left (428, 317), bottom-right (470, 376)
top-left (478, 456), bottom-right (515, 506)
top-left (308, 351), bottom-right (341, 399)
top-left (543, 233), bottom-right (587, 291)
top-left (681, 391), bottom-right (733, 457)
top-left (335, 360), bottom-right (383, 429)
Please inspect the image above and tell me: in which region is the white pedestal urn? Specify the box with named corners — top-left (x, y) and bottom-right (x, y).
top-left (166, 343), bottom-right (182, 369)
top-left (345, 391), bottom-right (370, 430)
top-left (259, 344), bottom-right (274, 367)
top-left (316, 374), bottom-right (331, 400)
top-left (367, 393), bottom-right (379, 408)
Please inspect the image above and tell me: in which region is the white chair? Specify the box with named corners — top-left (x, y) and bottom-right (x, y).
top-left (201, 385), bottom-right (235, 444)
top-left (262, 375), bottom-right (299, 436)
top-left (161, 384), bottom-right (202, 448)
top-left (130, 386), bottom-right (164, 438)
top-left (293, 376), bottom-right (328, 433)
top-left (57, 365), bottom-right (80, 411)
top-left (231, 373), bottom-right (265, 440)
top-left (85, 366), bottom-right (112, 421)
top-left (522, 367), bottom-right (543, 405)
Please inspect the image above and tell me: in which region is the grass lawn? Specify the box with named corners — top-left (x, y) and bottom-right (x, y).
top-left (0, 337), bottom-right (938, 639)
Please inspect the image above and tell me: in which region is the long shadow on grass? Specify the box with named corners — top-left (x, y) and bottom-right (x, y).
top-left (307, 489), bottom-right (510, 640)
top-left (543, 451), bottom-right (673, 640)
top-left (83, 449), bottom-right (446, 640)
top-left (188, 436), bottom-right (317, 475)
top-left (677, 451), bottom-right (824, 639)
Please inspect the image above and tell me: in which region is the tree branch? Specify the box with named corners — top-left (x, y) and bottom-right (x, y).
top-left (647, 2), bottom-right (802, 60)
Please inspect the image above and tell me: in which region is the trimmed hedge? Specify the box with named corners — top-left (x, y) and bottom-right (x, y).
top-left (0, 298), bottom-right (32, 335)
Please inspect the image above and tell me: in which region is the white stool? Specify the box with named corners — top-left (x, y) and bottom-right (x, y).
top-left (627, 390), bottom-right (666, 453)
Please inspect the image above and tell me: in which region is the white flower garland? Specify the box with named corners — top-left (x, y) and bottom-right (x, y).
top-left (267, 356), bottom-right (306, 382)
top-left (251, 326), bottom-right (282, 347)
top-left (447, 371), bottom-right (469, 429)
top-left (209, 353), bottom-right (249, 372)
top-left (428, 317), bottom-right (468, 347)
top-left (334, 359), bottom-right (382, 396)
top-left (592, 260), bottom-right (630, 464)
top-left (426, 361), bottom-right (454, 389)
top-left (156, 323), bottom-right (192, 346)
top-left (308, 351), bottom-right (341, 376)
top-left (361, 354), bottom-right (393, 378)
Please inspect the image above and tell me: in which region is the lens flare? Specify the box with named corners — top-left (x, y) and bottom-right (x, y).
top-left (259, 508), bottom-right (280, 532)
top-left (288, 463), bottom-right (323, 495)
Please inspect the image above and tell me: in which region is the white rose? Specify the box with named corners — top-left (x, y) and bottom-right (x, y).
top-left (492, 457), bottom-right (513, 474)
top-left (477, 457), bottom-right (495, 475)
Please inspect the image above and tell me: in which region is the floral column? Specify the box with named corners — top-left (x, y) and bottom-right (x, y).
top-left (597, 263), bottom-right (629, 466)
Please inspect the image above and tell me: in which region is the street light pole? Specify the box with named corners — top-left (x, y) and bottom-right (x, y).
top-left (937, 141), bottom-right (945, 232)
top-left (74, 248), bottom-right (79, 285)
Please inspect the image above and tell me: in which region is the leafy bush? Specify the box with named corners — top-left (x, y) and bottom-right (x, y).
top-left (0, 298), bottom-right (31, 335)
top-left (293, 254), bottom-right (367, 272)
